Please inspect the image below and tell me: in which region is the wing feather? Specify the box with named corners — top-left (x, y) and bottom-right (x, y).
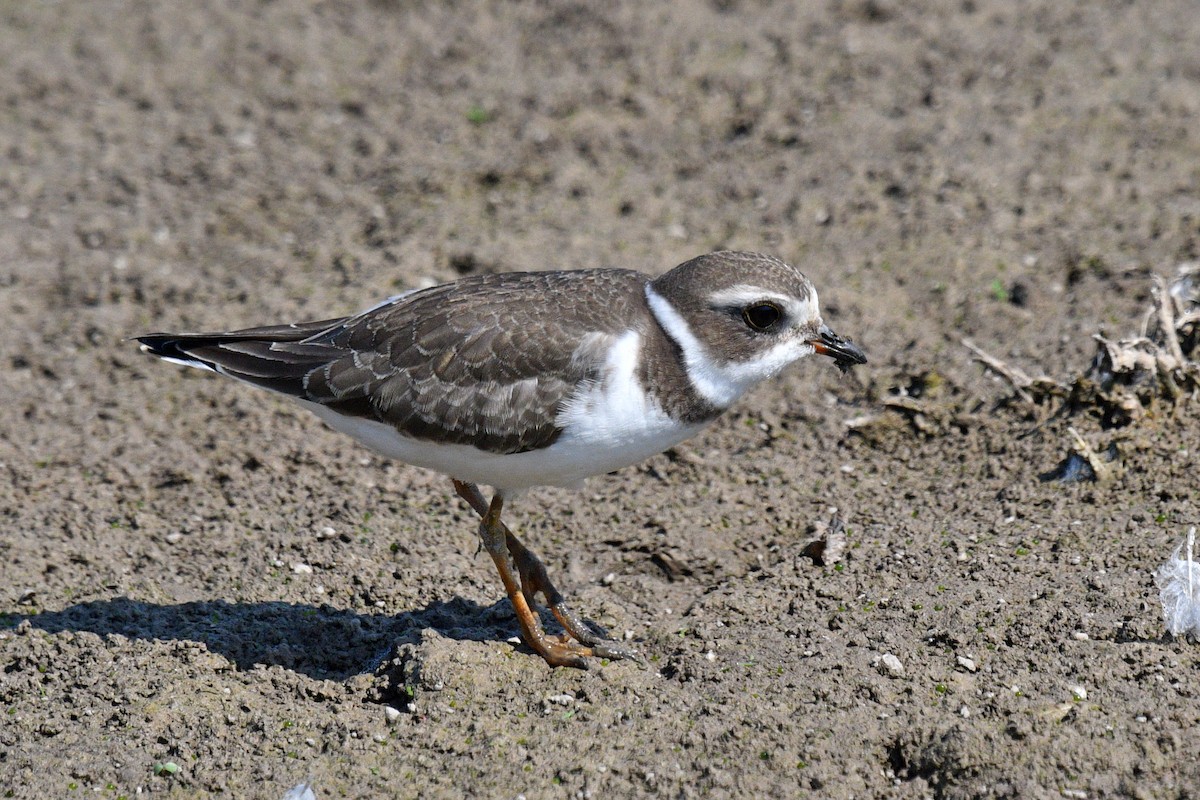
top-left (139, 269), bottom-right (651, 454)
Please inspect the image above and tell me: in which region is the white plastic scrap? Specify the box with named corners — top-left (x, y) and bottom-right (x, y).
top-left (283, 782), bottom-right (316, 800)
top-left (1155, 526), bottom-right (1200, 637)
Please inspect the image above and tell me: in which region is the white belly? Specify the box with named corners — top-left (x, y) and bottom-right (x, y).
top-left (300, 399), bottom-right (701, 491)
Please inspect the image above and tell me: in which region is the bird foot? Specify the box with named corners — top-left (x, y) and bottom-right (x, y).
top-left (454, 479), bottom-right (642, 669)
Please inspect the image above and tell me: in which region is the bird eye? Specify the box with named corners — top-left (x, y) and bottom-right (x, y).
top-left (742, 303), bottom-right (782, 331)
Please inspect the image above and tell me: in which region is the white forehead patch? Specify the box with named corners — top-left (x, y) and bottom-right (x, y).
top-left (646, 285), bottom-right (820, 408)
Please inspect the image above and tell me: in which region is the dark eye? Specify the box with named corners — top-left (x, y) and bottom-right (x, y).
top-left (742, 303), bottom-right (782, 331)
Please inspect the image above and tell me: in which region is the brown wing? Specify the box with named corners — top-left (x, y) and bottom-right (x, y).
top-left (138, 269), bottom-right (651, 454)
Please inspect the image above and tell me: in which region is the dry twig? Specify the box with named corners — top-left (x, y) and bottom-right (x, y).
top-left (961, 338), bottom-right (1036, 403)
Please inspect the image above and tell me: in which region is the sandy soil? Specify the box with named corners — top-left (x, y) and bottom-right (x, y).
top-left (2, 1), bottom-right (1199, 797)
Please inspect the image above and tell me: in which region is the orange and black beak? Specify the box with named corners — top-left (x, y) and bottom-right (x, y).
top-left (810, 324), bottom-right (867, 373)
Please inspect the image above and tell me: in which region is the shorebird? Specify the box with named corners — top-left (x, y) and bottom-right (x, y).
top-left (137, 251), bottom-right (866, 668)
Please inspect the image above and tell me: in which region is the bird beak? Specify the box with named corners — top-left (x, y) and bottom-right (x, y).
top-left (809, 324), bottom-right (867, 371)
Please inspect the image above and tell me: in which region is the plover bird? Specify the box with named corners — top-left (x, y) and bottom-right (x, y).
top-left (137, 251), bottom-right (866, 668)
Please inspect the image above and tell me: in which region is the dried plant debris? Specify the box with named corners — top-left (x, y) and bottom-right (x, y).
top-left (962, 338), bottom-right (1061, 404)
top-left (1081, 265), bottom-right (1199, 422)
top-left (1155, 526), bottom-right (1200, 639)
top-left (800, 514), bottom-right (848, 566)
top-left (967, 263), bottom-right (1200, 427)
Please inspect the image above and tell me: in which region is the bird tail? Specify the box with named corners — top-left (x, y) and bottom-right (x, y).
top-left (135, 318), bottom-right (349, 397)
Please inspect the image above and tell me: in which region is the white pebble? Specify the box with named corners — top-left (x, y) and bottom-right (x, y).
top-left (956, 655), bottom-right (977, 673)
top-left (1072, 631), bottom-right (1089, 641)
top-left (1070, 685), bottom-right (1087, 701)
top-left (876, 653), bottom-right (905, 677)
top-left (384, 706), bottom-right (402, 725)
top-left (292, 563), bottom-right (313, 574)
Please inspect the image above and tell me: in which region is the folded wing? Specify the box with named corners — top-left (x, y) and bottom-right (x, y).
top-left (137, 270), bottom-right (648, 455)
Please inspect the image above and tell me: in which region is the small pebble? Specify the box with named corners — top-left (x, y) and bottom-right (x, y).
top-left (877, 653), bottom-right (905, 677)
top-left (1072, 631), bottom-right (1089, 641)
top-left (292, 563), bottom-right (313, 574)
top-left (165, 532), bottom-right (183, 545)
top-left (384, 706), bottom-right (402, 725)
top-left (1069, 685), bottom-right (1087, 701)
top-left (956, 655), bottom-right (977, 673)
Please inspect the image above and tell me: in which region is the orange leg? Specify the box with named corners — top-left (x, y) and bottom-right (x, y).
top-left (453, 480), bottom-right (639, 668)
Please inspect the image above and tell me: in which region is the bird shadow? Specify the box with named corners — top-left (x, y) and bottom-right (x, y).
top-left (3, 596), bottom-right (524, 681)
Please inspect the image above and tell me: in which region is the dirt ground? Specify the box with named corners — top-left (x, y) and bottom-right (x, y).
top-left (2, 1), bottom-right (1199, 797)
